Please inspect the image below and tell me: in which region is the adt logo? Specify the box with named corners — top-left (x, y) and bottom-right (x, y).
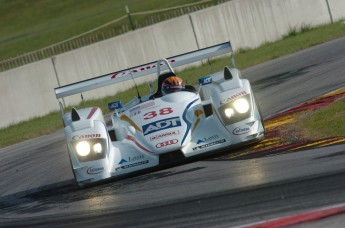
top-left (142, 116), bottom-right (181, 136)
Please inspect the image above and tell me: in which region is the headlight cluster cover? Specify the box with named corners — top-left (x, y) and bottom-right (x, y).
top-left (71, 138), bottom-right (107, 162)
top-left (217, 94), bottom-right (252, 125)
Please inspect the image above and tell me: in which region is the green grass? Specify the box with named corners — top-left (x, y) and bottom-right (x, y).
top-left (298, 98), bottom-right (345, 138)
top-left (1, 21), bottom-right (345, 148)
top-left (0, 112), bottom-right (63, 147)
top-left (0, 0), bottom-right (216, 60)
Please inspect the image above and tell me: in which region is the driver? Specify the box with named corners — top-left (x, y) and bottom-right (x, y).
top-left (161, 76), bottom-right (185, 95)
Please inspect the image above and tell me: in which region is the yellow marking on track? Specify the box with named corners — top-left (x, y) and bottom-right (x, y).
top-left (289, 138), bottom-right (338, 151)
top-left (316, 138), bottom-right (345, 147)
top-left (251, 138), bottom-right (281, 149)
top-left (227, 151), bottom-right (255, 159)
top-left (320, 88), bottom-right (345, 98)
top-left (265, 114), bottom-right (296, 129)
top-left (305, 88), bottom-right (345, 103)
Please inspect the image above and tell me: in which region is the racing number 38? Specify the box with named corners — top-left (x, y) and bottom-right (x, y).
top-left (144, 108), bottom-right (173, 120)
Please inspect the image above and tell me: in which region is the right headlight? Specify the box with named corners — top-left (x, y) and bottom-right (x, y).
top-left (93, 143), bottom-right (103, 153)
top-left (224, 108), bottom-right (235, 118)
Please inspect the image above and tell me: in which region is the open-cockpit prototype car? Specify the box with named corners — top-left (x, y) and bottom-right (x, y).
top-left (54, 42), bottom-right (265, 187)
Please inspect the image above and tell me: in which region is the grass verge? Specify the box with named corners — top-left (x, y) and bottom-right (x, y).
top-left (1, 21), bottom-right (345, 148)
top-left (297, 98), bottom-right (345, 139)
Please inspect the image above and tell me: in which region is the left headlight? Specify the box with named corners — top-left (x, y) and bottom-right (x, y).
top-left (218, 94), bottom-right (252, 125)
top-left (71, 138), bottom-right (107, 162)
top-left (76, 141), bottom-right (91, 156)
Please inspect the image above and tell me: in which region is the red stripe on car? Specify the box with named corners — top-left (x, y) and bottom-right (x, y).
top-left (87, 107), bottom-right (98, 119)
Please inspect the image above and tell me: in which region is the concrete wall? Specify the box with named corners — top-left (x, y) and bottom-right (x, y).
top-left (191, 0), bottom-right (332, 50)
top-left (0, 59), bottom-right (59, 128)
top-left (328, 0), bottom-right (345, 21)
top-left (0, 0), bottom-right (344, 128)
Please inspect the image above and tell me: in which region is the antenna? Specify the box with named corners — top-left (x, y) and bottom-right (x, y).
top-left (207, 58), bottom-right (214, 74)
top-left (129, 71), bottom-right (141, 102)
top-left (81, 93), bottom-right (86, 107)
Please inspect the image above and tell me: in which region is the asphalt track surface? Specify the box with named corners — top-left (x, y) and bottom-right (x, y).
top-left (1, 37), bottom-right (345, 227)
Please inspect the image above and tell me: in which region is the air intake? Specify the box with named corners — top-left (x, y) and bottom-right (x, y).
top-left (71, 108), bottom-right (80, 121)
top-left (224, 66), bottom-right (233, 80)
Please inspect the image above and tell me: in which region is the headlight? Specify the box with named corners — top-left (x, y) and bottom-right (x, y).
top-left (233, 98), bottom-right (249, 113)
top-left (76, 141), bottom-right (90, 156)
top-left (71, 138), bottom-right (107, 162)
top-left (217, 94), bottom-right (252, 125)
top-left (93, 143), bottom-right (103, 153)
top-left (224, 108), bottom-right (234, 118)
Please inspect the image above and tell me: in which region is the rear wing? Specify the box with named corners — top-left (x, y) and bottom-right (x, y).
top-left (54, 42), bottom-right (234, 99)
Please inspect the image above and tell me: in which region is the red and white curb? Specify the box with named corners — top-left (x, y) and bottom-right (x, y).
top-left (235, 203), bottom-right (345, 228)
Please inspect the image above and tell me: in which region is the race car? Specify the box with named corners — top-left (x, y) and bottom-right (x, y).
top-left (54, 42), bottom-right (265, 187)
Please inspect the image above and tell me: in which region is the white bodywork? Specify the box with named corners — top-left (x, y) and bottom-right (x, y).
top-left (55, 42), bottom-right (264, 186)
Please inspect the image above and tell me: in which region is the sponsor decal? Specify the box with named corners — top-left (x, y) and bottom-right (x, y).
top-left (118, 158), bottom-right (127, 165)
top-left (156, 139), bottom-right (178, 148)
top-left (111, 60), bottom-right (176, 79)
top-left (87, 166), bottom-right (104, 174)
top-left (118, 155), bottom-right (145, 165)
top-left (192, 139), bottom-right (226, 151)
top-left (143, 107), bottom-right (173, 120)
top-left (115, 160), bottom-right (149, 171)
top-left (108, 100), bottom-right (122, 110)
top-left (198, 76), bottom-right (212, 85)
top-left (220, 91), bottom-right (248, 104)
top-left (142, 116), bottom-right (181, 136)
top-left (196, 134), bottom-right (219, 144)
top-left (129, 101), bottom-right (156, 117)
top-left (233, 127), bottom-right (251, 135)
top-left (130, 106), bottom-right (141, 117)
top-left (72, 134), bottom-right (101, 140)
top-left (129, 155), bottom-right (145, 162)
top-left (140, 101), bottom-right (155, 110)
top-left (150, 130), bottom-right (180, 141)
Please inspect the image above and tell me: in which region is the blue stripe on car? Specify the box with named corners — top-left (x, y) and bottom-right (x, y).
top-left (181, 98), bottom-right (199, 145)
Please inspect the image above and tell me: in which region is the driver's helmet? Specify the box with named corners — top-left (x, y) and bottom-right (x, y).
top-left (162, 76), bottom-right (185, 95)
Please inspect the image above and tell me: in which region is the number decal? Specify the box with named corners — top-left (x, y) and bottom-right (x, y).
top-left (143, 111), bottom-right (157, 120)
top-left (159, 107), bottom-right (173, 115)
top-left (144, 108), bottom-right (173, 120)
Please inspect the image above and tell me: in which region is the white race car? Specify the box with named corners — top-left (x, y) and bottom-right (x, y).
top-left (54, 42), bottom-right (265, 187)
